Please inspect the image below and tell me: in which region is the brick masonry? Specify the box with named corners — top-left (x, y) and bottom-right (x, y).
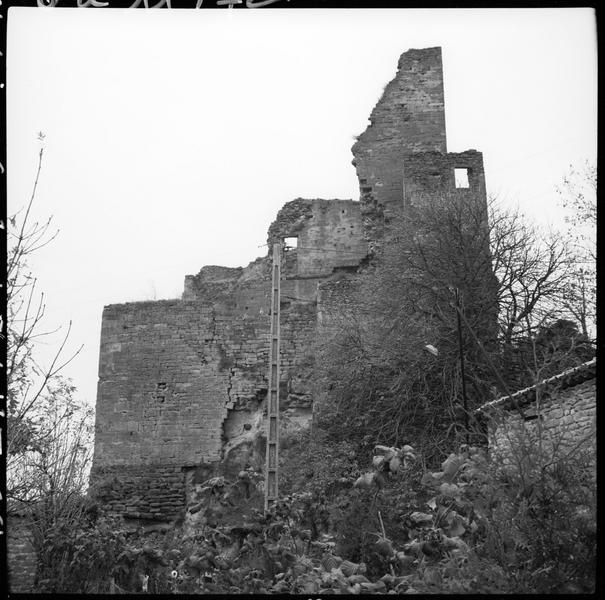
top-left (89, 47), bottom-right (492, 523)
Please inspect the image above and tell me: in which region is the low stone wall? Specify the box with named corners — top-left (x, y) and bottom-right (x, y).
top-left (89, 464), bottom-right (187, 521)
top-left (7, 513), bottom-right (37, 593)
top-left (489, 377), bottom-right (596, 469)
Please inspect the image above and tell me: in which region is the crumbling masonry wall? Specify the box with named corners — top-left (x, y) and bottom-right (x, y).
top-left (91, 299), bottom-right (319, 518)
top-left (90, 46), bottom-right (494, 523)
top-left (91, 199), bottom-right (367, 520)
top-left (402, 150), bottom-right (487, 211)
top-left (352, 47), bottom-right (447, 220)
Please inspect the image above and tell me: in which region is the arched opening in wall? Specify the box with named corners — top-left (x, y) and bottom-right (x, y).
top-left (454, 168), bottom-right (470, 188)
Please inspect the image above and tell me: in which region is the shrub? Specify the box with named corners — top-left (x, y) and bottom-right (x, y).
top-left (35, 509), bottom-right (128, 593)
top-left (30, 425), bottom-right (595, 594)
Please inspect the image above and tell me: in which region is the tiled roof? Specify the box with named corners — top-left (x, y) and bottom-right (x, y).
top-left (476, 358), bottom-right (596, 413)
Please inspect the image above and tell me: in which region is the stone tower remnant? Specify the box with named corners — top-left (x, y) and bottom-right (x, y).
top-left (90, 47), bottom-right (490, 523)
top-left (352, 46), bottom-right (448, 216)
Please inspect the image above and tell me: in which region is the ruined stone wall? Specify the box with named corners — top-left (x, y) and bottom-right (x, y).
top-left (489, 378), bottom-right (596, 468)
top-left (182, 265), bottom-right (244, 308)
top-left (402, 150), bottom-right (487, 212)
top-left (317, 276), bottom-right (361, 335)
top-left (268, 199), bottom-right (367, 279)
top-left (313, 276), bottom-right (363, 418)
top-left (91, 197), bottom-right (368, 521)
top-left (352, 47), bottom-right (447, 218)
top-left (184, 199), bottom-right (367, 309)
top-left (91, 294), bottom-right (317, 520)
top-left (93, 300), bottom-right (258, 468)
top-left (91, 464), bottom-right (187, 520)
top-left (403, 148), bottom-right (497, 342)
top-left (7, 513), bottom-right (37, 593)
top-left (91, 46), bottom-right (500, 523)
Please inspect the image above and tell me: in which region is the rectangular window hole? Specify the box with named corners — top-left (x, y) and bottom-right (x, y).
top-left (454, 168), bottom-right (470, 188)
top-left (283, 236), bottom-right (298, 249)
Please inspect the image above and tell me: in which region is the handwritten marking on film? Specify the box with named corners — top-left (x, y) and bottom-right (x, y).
top-left (37, 0), bottom-right (290, 7)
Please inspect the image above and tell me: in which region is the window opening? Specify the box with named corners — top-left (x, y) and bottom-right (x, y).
top-left (454, 168), bottom-right (470, 188)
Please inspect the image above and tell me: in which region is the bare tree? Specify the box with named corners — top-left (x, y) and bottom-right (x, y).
top-left (490, 208), bottom-right (570, 344)
top-left (556, 162), bottom-right (596, 339)
top-left (5, 140), bottom-right (87, 504)
top-left (317, 192), bottom-right (499, 455)
top-left (316, 191), bottom-right (586, 456)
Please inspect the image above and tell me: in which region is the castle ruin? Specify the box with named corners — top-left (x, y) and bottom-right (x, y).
top-left (90, 47), bottom-right (489, 523)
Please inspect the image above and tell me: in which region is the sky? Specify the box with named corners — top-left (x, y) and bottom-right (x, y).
top-left (6, 7), bottom-right (598, 409)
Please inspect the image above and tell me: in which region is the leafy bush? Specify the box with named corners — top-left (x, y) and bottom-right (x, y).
top-left (35, 509), bottom-right (128, 593)
top-left (30, 428), bottom-right (595, 594)
top-left (345, 440), bottom-right (596, 593)
top-left (280, 429), bottom-right (359, 499)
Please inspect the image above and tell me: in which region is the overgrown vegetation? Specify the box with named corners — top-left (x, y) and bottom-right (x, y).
top-left (5, 141), bottom-right (93, 590)
top-left (6, 141), bottom-right (90, 508)
top-left (31, 432), bottom-right (595, 593)
top-left (315, 186), bottom-right (594, 457)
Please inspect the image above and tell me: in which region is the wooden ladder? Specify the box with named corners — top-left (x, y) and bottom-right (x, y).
top-left (264, 242), bottom-right (281, 512)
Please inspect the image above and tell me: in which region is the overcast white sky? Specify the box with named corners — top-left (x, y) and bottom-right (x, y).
top-left (7, 7), bottom-right (597, 408)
